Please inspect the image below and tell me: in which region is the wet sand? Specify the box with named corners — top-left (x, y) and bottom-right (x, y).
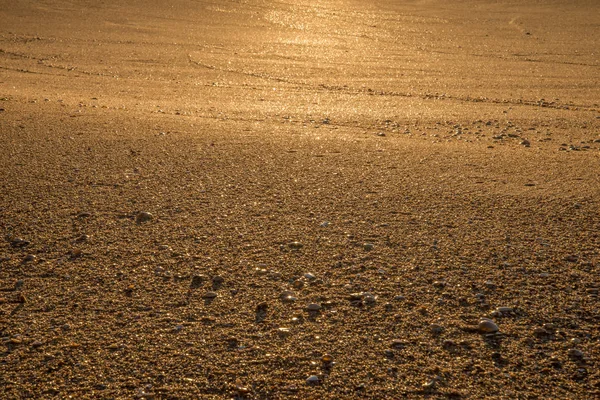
top-left (1, 0), bottom-right (599, 398)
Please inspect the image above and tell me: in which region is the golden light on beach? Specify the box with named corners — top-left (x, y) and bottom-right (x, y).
top-left (0, 0), bottom-right (599, 398)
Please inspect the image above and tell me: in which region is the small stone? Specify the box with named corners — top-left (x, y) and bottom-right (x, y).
top-left (75, 234), bottom-right (89, 243)
top-left (69, 248), bottom-right (82, 259)
top-left (23, 254), bottom-right (36, 263)
top-left (349, 293), bottom-right (364, 301)
top-left (307, 303), bottom-right (321, 311)
top-left (280, 291), bottom-right (297, 303)
top-left (478, 319), bottom-right (499, 333)
top-left (202, 291), bottom-right (218, 299)
top-left (31, 340), bottom-right (43, 348)
top-left (363, 243), bottom-right (374, 251)
top-left (190, 275), bottom-right (205, 288)
top-left (533, 327), bottom-right (549, 337)
top-left (157, 245), bottom-right (171, 251)
top-left (430, 323), bottom-right (444, 335)
top-left (496, 307), bottom-right (514, 314)
top-left (277, 327), bottom-right (291, 337)
top-left (422, 379), bottom-right (437, 392)
top-left (363, 293), bottom-right (377, 305)
top-left (442, 339), bottom-right (456, 349)
top-left (432, 281), bottom-right (446, 288)
top-left (321, 354), bottom-right (334, 364)
top-left (10, 237), bottom-right (30, 248)
top-left (135, 211), bottom-right (153, 224)
top-left (292, 279), bottom-right (305, 289)
top-left (288, 241), bottom-right (303, 250)
top-left (306, 375), bottom-right (319, 385)
top-left (355, 383), bottom-right (366, 391)
top-left (568, 349), bottom-right (584, 359)
top-left (484, 280), bottom-right (496, 289)
top-left (304, 273), bottom-right (316, 280)
top-left (212, 275), bottom-right (224, 285)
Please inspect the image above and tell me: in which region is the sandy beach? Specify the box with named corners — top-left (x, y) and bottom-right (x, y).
top-left (1, 0), bottom-right (599, 398)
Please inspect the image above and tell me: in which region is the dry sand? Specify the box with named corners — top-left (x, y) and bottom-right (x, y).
top-left (1, 0), bottom-right (599, 398)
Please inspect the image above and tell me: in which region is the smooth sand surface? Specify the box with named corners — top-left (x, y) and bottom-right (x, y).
top-left (1, 1), bottom-right (599, 398)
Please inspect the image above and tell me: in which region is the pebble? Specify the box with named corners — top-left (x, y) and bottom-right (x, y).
top-left (307, 303), bottom-right (321, 311)
top-left (422, 379), bottom-right (437, 391)
top-left (306, 375), bottom-right (319, 384)
top-left (277, 328), bottom-right (291, 337)
top-left (491, 306), bottom-right (514, 317)
top-left (135, 211), bottom-right (153, 224)
top-left (391, 339), bottom-right (407, 349)
top-left (568, 349), bottom-right (584, 359)
top-left (10, 237), bottom-right (30, 248)
top-left (280, 291), bottom-right (298, 303)
top-left (442, 339), bottom-right (456, 349)
top-left (75, 234), bottom-right (89, 243)
top-left (23, 254), bottom-right (36, 263)
top-left (292, 280), bottom-right (305, 289)
top-left (202, 291), bottom-right (218, 299)
top-left (363, 293), bottom-right (377, 305)
top-left (349, 293), bottom-right (364, 301)
top-left (190, 275), bottom-right (205, 288)
top-left (478, 319), bottom-right (499, 333)
top-left (432, 281), bottom-right (446, 288)
top-left (363, 243), bottom-right (374, 251)
top-left (533, 327), bottom-right (549, 337)
top-left (304, 273), bottom-right (316, 280)
top-left (288, 241), bottom-right (303, 250)
top-left (430, 323), bottom-right (444, 335)
top-left (321, 354), bottom-right (334, 364)
top-left (484, 280), bottom-right (496, 289)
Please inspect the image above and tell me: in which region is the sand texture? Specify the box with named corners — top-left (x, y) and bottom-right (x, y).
top-left (1, 0), bottom-right (599, 398)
